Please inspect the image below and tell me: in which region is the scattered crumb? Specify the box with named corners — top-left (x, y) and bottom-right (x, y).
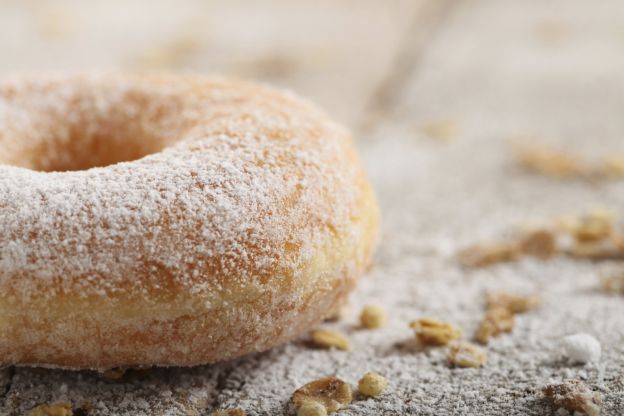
top-left (514, 143), bottom-right (585, 178)
top-left (568, 240), bottom-right (621, 260)
top-left (457, 242), bottom-right (520, 268)
top-left (459, 207), bottom-right (624, 267)
top-left (291, 377), bottom-right (353, 414)
top-left (410, 319), bottom-right (462, 346)
top-left (357, 372), bottom-right (387, 397)
top-left (447, 341), bottom-right (487, 368)
top-left (209, 409), bottom-right (246, 416)
top-left (310, 329), bottom-right (351, 351)
top-left (419, 119), bottom-right (460, 142)
top-left (561, 333), bottom-right (601, 364)
top-left (571, 209), bottom-right (614, 243)
top-left (477, 289), bottom-right (538, 345)
top-left (518, 228), bottom-right (557, 259)
top-left (554, 214), bottom-right (583, 234)
top-left (486, 292), bottom-right (540, 314)
top-left (514, 142), bottom-right (624, 181)
top-left (587, 206), bottom-right (617, 221)
top-left (297, 400), bottom-right (327, 416)
top-left (475, 306), bottom-right (514, 345)
top-left (359, 305), bottom-right (387, 329)
top-left (599, 263), bottom-right (624, 294)
top-left (543, 380), bottom-right (602, 416)
top-left (30, 402), bottom-right (73, 416)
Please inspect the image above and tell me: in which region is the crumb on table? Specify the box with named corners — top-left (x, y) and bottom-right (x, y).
top-left (310, 329), bottom-right (351, 350)
top-left (359, 305), bottom-right (387, 329)
top-left (358, 372), bottom-right (387, 397)
top-left (410, 318), bottom-right (462, 346)
top-left (447, 341), bottom-right (488, 368)
top-left (475, 306), bottom-right (515, 345)
top-left (291, 376), bottom-right (353, 414)
top-left (30, 402), bottom-right (73, 416)
top-left (542, 379), bottom-right (602, 416)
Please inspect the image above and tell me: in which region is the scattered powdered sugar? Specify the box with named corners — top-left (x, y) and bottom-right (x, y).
top-left (561, 334), bottom-right (602, 365)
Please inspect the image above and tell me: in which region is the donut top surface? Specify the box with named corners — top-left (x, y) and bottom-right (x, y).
top-left (0, 74), bottom-right (368, 303)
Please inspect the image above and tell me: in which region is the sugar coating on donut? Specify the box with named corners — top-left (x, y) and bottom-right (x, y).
top-left (1, 74), bottom-right (360, 297)
top-left (0, 74), bottom-right (378, 368)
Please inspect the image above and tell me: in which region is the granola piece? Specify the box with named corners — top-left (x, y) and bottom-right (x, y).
top-left (291, 377), bottom-right (353, 414)
top-left (209, 409), bottom-right (246, 416)
top-left (359, 305), bottom-right (387, 329)
top-left (514, 143), bottom-right (586, 178)
top-left (296, 401), bottom-right (327, 416)
top-left (475, 307), bottom-right (514, 345)
top-left (447, 341), bottom-right (487, 368)
top-left (30, 402), bottom-right (73, 416)
top-left (310, 329), bottom-right (350, 351)
top-left (410, 319), bottom-right (462, 346)
top-left (543, 380), bottom-right (602, 416)
top-left (358, 372), bottom-right (387, 397)
top-left (568, 240), bottom-right (621, 260)
top-left (518, 228), bottom-right (557, 258)
top-left (486, 292), bottom-right (540, 314)
top-left (457, 242), bottom-right (520, 268)
top-left (572, 210), bottom-right (614, 242)
top-left (554, 214), bottom-right (582, 234)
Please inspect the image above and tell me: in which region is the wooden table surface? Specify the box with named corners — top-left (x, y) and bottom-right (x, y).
top-left (2, 1), bottom-right (624, 414)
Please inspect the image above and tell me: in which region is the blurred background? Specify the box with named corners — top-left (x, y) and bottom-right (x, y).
top-left (0, 0), bottom-right (423, 129)
top-left (1, 0), bottom-right (623, 146)
top-left (1, 0), bottom-right (623, 143)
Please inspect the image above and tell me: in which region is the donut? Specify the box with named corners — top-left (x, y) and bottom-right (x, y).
top-left (0, 74), bottom-right (379, 370)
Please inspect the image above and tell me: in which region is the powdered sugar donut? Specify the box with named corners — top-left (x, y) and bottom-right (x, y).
top-left (0, 74), bottom-right (378, 370)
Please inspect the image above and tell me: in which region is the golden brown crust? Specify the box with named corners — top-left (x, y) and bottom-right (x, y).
top-left (0, 73), bottom-right (378, 369)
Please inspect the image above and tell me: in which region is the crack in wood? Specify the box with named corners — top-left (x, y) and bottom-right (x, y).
top-left (357, 0), bottom-right (458, 136)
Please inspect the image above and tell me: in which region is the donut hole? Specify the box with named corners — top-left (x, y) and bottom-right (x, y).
top-left (2, 85), bottom-right (184, 172)
top-left (19, 127), bottom-right (169, 173)
top-left (41, 128), bottom-right (169, 173)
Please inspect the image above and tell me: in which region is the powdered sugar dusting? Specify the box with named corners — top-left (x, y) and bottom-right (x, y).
top-left (0, 74), bottom-right (362, 303)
